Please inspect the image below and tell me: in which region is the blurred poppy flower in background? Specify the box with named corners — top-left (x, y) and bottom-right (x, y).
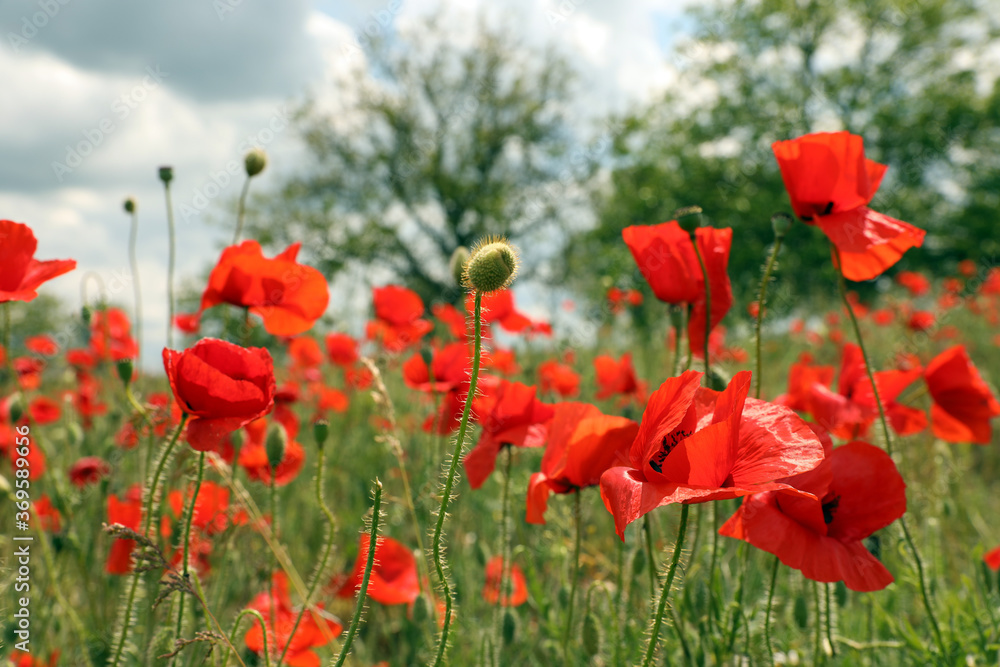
top-left (325, 332), bottom-right (359, 366)
top-left (600, 370), bottom-right (825, 539)
top-left (537, 359), bottom-right (580, 398)
top-left (924, 345), bottom-right (1000, 444)
top-left (199, 240), bottom-right (330, 336)
top-left (69, 456), bottom-right (111, 488)
top-left (623, 220), bottom-right (733, 356)
top-left (333, 534), bottom-right (420, 605)
top-left (720, 441), bottom-right (905, 591)
top-left (25, 335), bottom-right (58, 356)
top-left (482, 556), bottom-right (528, 607)
top-left (0, 219), bottom-right (76, 303)
top-left (772, 131), bottom-right (925, 281)
top-left (106, 487), bottom-right (143, 574)
top-left (367, 285), bottom-right (433, 352)
top-left (163, 338), bottom-right (276, 454)
top-left (594, 352), bottom-right (645, 402)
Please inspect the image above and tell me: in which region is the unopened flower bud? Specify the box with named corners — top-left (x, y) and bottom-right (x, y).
top-left (582, 612), bottom-right (601, 657)
top-left (464, 237), bottom-right (519, 294)
top-left (313, 419), bottom-right (329, 451)
top-left (81, 305), bottom-right (92, 326)
top-left (674, 205), bottom-right (703, 235)
top-left (158, 166), bottom-right (174, 184)
top-left (450, 246), bottom-right (470, 286)
top-left (771, 212), bottom-right (793, 238)
top-left (244, 148), bottom-right (267, 177)
top-left (123, 197), bottom-right (136, 214)
top-left (7, 394), bottom-right (24, 423)
top-left (502, 609), bottom-right (517, 645)
top-left (116, 358), bottom-right (134, 387)
top-left (266, 423), bottom-right (288, 471)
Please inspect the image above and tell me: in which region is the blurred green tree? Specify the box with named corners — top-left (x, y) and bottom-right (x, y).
top-left (246, 15), bottom-right (591, 304)
top-left (566, 0), bottom-right (1000, 322)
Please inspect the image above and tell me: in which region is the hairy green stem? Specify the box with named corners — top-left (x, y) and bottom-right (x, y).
top-left (833, 244), bottom-right (946, 658)
top-left (754, 235), bottom-right (783, 399)
top-left (641, 504), bottom-right (690, 667)
top-left (562, 490), bottom-right (583, 662)
top-left (224, 610), bottom-right (270, 667)
top-left (334, 479), bottom-right (384, 667)
top-left (495, 446), bottom-right (515, 666)
top-left (430, 291), bottom-right (484, 667)
top-left (233, 177), bottom-right (252, 245)
top-left (173, 451), bottom-right (207, 664)
top-left (110, 413), bottom-right (188, 667)
top-left (765, 555), bottom-right (779, 664)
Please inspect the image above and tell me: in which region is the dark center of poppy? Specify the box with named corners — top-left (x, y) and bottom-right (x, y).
top-left (821, 495), bottom-right (841, 525)
top-left (649, 429), bottom-right (692, 473)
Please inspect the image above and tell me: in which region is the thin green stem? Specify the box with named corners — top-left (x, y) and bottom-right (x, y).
top-left (614, 539), bottom-right (624, 667)
top-left (833, 244), bottom-right (946, 658)
top-left (233, 177), bottom-right (252, 245)
top-left (110, 413), bottom-right (188, 667)
top-left (645, 515), bottom-right (692, 664)
top-left (430, 291), bottom-right (484, 667)
top-left (163, 180), bottom-right (176, 349)
top-left (495, 446), bottom-right (515, 666)
top-left (670, 307), bottom-right (682, 378)
top-left (689, 232), bottom-right (711, 379)
top-left (2, 302), bottom-right (14, 386)
top-left (268, 475), bottom-right (278, 659)
top-left (277, 443), bottom-right (336, 667)
top-left (765, 555), bottom-right (779, 665)
top-left (813, 582), bottom-right (823, 666)
top-left (754, 235), bottom-right (783, 399)
top-left (708, 502), bottom-right (720, 632)
top-left (173, 452), bottom-right (207, 664)
top-left (562, 489), bottom-right (583, 662)
top-left (224, 610), bottom-right (270, 667)
top-left (128, 207), bottom-right (143, 370)
top-left (825, 583), bottom-right (836, 658)
top-left (641, 504), bottom-right (690, 667)
top-left (334, 479), bottom-right (384, 667)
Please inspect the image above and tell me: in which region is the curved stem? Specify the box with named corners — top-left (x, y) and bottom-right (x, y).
top-left (562, 489), bottom-right (583, 661)
top-left (334, 479), bottom-right (384, 667)
top-left (689, 232), bottom-right (711, 378)
top-left (128, 207), bottom-right (143, 371)
top-left (233, 177), bottom-right (252, 245)
top-left (173, 452), bottom-right (207, 663)
top-left (833, 244), bottom-right (946, 657)
top-left (224, 610), bottom-right (270, 667)
top-left (641, 503), bottom-right (690, 667)
top-left (765, 555), bottom-right (779, 664)
top-left (754, 236), bottom-right (783, 399)
top-left (430, 291), bottom-right (484, 667)
top-left (163, 180), bottom-right (176, 349)
top-left (110, 413), bottom-right (188, 667)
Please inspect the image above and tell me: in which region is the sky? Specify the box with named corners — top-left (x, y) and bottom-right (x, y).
top-left (0, 0), bottom-right (692, 369)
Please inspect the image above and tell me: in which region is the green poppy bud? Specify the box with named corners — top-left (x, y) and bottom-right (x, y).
top-left (116, 358), bottom-right (134, 387)
top-left (502, 609), bottom-right (517, 646)
top-left (313, 419), bottom-right (329, 451)
top-left (771, 212), bottom-right (793, 238)
top-left (8, 394), bottom-right (24, 424)
top-left (158, 166), bottom-right (173, 184)
top-left (123, 197), bottom-right (136, 214)
top-left (244, 148), bottom-right (268, 177)
top-left (674, 205), bottom-right (703, 235)
top-left (266, 423), bottom-right (288, 471)
top-left (464, 237), bottom-right (519, 294)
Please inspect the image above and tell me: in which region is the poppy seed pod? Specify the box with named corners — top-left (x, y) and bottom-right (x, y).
top-left (158, 166), bottom-right (173, 184)
top-left (674, 205), bottom-right (703, 235)
top-left (313, 419), bottom-right (329, 451)
top-left (123, 197), bottom-right (136, 214)
top-left (771, 212), bottom-right (793, 238)
top-left (450, 246), bottom-right (470, 286)
top-left (116, 358), bottom-right (133, 387)
top-left (464, 237), bottom-right (519, 294)
top-left (244, 148), bottom-right (267, 177)
top-left (266, 422), bottom-right (288, 471)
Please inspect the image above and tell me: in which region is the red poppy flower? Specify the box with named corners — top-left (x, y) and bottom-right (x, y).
top-left (174, 312), bottom-right (201, 334)
top-left (238, 417), bottom-right (306, 486)
top-left (896, 271), bottom-right (930, 296)
top-left (482, 556), bottom-right (528, 607)
top-left (985, 546), bottom-right (1000, 571)
top-left (14, 357), bottom-right (44, 390)
top-left (5, 428), bottom-right (46, 480)
top-left (167, 481), bottom-right (236, 536)
top-left (0, 220), bottom-right (76, 302)
top-left (623, 221), bottom-right (733, 356)
top-left (11, 651), bottom-right (59, 667)
top-left (606, 287), bottom-right (643, 314)
top-left (288, 337), bottom-right (324, 369)
top-left (485, 347), bottom-right (519, 375)
top-left (432, 302), bottom-right (468, 339)
top-left (200, 241), bottom-right (330, 336)
top-left (469, 289), bottom-right (536, 334)
top-left (89, 308), bottom-right (138, 362)
top-left (527, 402), bottom-right (638, 524)
top-left (772, 132), bottom-right (925, 281)
top-left (537, 360), bottom-right (581, 398)
top-left (463, 379), bottom-right (555, 489)
top-left (28, 396), bottom-right (61, 424)
top-left (720, 441), bottom-right (905, 591)
top-left (367, 285), bottom-right (433, 352)
top-left (924, 345), bottom-right (1000, 444)
top-left (594, 353), bottom-right (645, 402)
top-left (66, 348), bottom-right (95, 368)
top-left (599, 370), bottom-right (825, 539)
top-left (981, 268), bottom-right (1000, 296)
top-left (163, 338), bottom-right (276, 454)
top-left (871, 309), bottom-right (895, 326)
top-left (25, 335), bottom-right (58, 356)
top-left (34, 495), bottom-right (62, 532)
top-left (958, 259), bottom-right (977, 277)
top-left (325, 332), bottom-right (359, 366)
top-left (906, 311), bottom-right (935, 332)
top-left (69, 456), bottom-right (111, 488)
top-left (312, 385), bottom-right (349, 415)
top-left (106, 488), bottom-right (143, 574)
top-left (403, 342), bottom-right (469, 393)
top-left (245, 572), bottom-right (342, 667)
top-left (333, 534), bottom-right (420, 605)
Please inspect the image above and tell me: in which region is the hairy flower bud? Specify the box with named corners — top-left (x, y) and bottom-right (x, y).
top-left (771, 212), bottom-right (793, 238)
top-left (464, 237), bottom-right (519, 293)
top-left (313, 419), bottom-right (329, 451)
top-left (266, 422), bottom-right (288, 471)
top-left (244, 148), bottom-right (268, 177)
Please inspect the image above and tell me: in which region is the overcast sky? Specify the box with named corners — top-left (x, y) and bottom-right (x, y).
top-left (0, 0), bottom-right (690, 369)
